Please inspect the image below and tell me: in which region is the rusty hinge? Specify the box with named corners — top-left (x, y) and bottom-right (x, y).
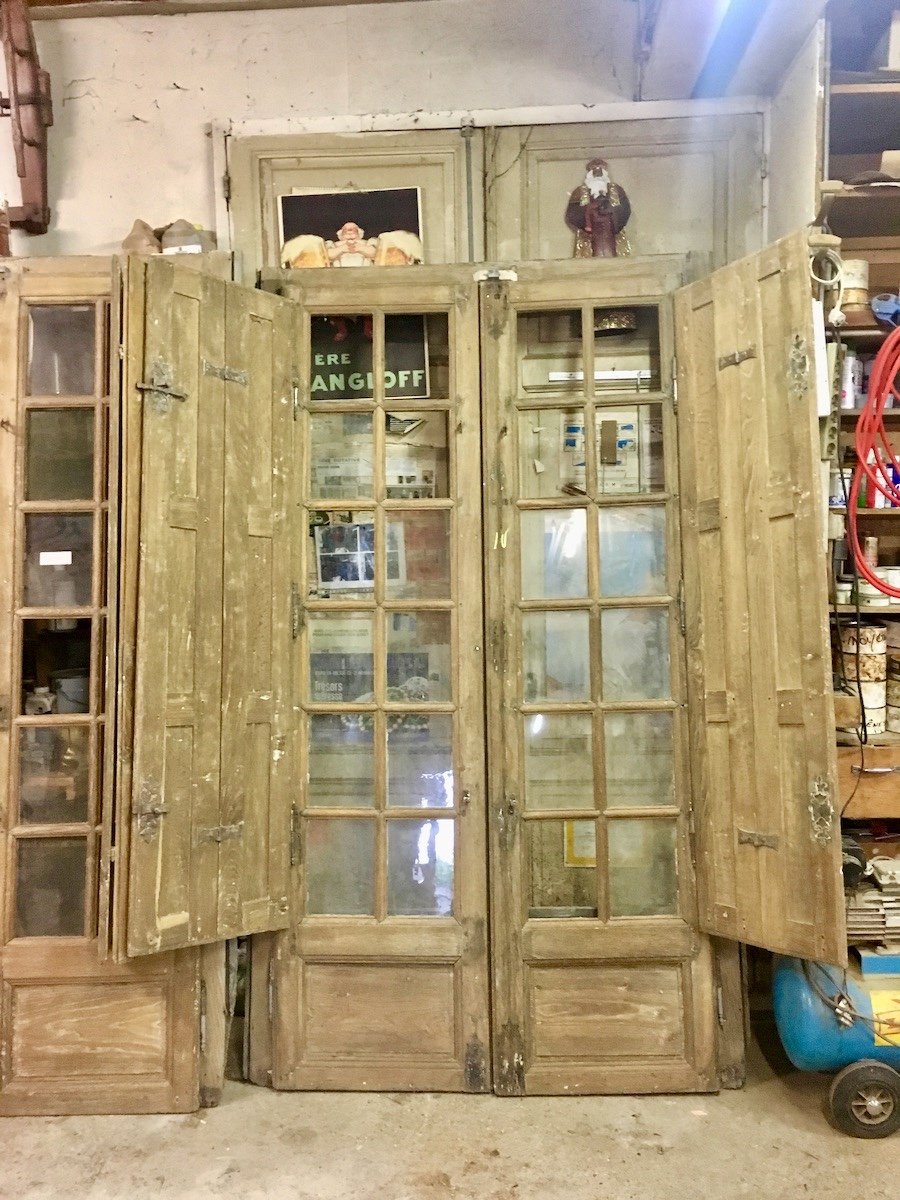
top-left (222, 170), bottom-right (232, 205)
top-left (715, 984), bottom-right (726, 1028)
top-left (809, 776), bottom-right (835, 846)
top-left (717, 346), bottom-right (757, 371)
top-left (290, 581), bottom-right (302, 639)
top-left (291, 380), bottom-right (300, 420)
top-left (677, 579), bottom-right (686, 636)
top-left (135, 782), bottom-right (168, 842)
top-left (136, 357), bottom-right (187, 411)
top-left (196, 822), bottom-right (244, 846)
top-left (671, 355), bottom-right (678, 410)
top-left (464, 1035), bottom-right (488, 1093)
top-left (202, 359), bottom-right (248, 386)
top-left (737, 828), bottom-right (780, 850)
top-left (289, 803), bottom-right (302, 867)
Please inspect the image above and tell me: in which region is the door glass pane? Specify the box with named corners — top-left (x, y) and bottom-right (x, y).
top-left (592, 306), bottom-right (660, 393)
top-left (423, 313), bottom-right (450, 400)
top-left (25, 409), bottom-right (94, 501)
top-left (523, 714), bottom-right (594, 811)
top-left (15, 837), bottom-right (87, 937)
top-left (516, 310), bottom-right (583, 398)
top-left (24, 513), bottom-right (93, 608)
top-left (307, 715), bottom-right (374, 808)
top-left (520, 508), bottom-right (587, 600)
top-left (601, 609), bottom-right (670, 701)
top-left (384, 510), bottom-right (451, 600)
top-left (387, 818), bottom-right (454, 915)
top-left (28, 306), bottom-right (96, 396)
top-left (387, 714), bottom-right (453, 808)
top-left (19, 726), bottom-right (90, 823)
top-left (608, 819), bottom-right (677, 917)
top-left (604, 711), bottom-right (675, 809)
top-left (523, 611), bottom-right (590, 702)
top-left (598, 506), bottom-right (666, 597)
top-left (595, 404), bottom-right (664, 494)
top-left (309, 413), bottom-right (373, 498)
top-left (305, 819), bottom-right (375, 915)
top-left (312, 516), bottom-right (374, 597)
top-left (310, 314), bottom-right (375, 402)
top-left (387, 610), bottom-right (452, 702)
top-left (386, 411), bottom-right (450, 499)
top-left (527, 819), bottom-right (597, 917)
top-left (21, 618), bottom-right (92, 714)
top-left (307, 613), bottom-right (374, 703)
top-left (518, 408), bottom-right (587, 499)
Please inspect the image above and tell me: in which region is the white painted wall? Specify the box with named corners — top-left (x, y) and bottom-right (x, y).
top-left (2, 0), bottom-right (639, 256)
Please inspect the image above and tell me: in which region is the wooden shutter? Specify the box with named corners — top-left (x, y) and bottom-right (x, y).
top-left (112, 257), bottom-right (294, 958)
top-left (675, 230), bottom-right (846, 966)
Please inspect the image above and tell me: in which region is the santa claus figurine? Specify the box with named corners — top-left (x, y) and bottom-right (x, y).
top-left (565, 158), bottom-right (631, 259)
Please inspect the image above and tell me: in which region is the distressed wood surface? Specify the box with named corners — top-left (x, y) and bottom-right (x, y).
top-left (675, 229), bottom-right (845, 966)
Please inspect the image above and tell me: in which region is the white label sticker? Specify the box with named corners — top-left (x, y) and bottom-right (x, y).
top-left (39, 550), bottom-right (73, 566)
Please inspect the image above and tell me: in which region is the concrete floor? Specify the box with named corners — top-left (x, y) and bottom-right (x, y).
top-left (3, 1027), bottom-right (896, 1200)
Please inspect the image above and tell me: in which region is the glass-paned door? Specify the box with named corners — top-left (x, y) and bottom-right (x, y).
top-left (264, 267), bottom-right (490, 1091)
top-left (0, 262), bottom-right (198, 1116)
top-left (482, 262), bottom-right (716, 1095)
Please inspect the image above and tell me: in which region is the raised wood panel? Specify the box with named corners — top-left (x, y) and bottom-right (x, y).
top-left (302, 962), bottom-right (458, 1060)
top-left (485, 116), bottom-right (763, 268)
top-left (10, 982), bottom-right (168, 1077)
top-left (675, 230), bottom-right (845, 966)
top-left (528, 963), bottom-right (686, 1060)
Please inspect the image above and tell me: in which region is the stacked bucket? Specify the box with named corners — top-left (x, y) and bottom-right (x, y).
top-left (838, 623), bottom-right (887, 738)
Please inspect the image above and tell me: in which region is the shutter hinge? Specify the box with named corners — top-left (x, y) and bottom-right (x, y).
top-left (290, 803), bottom-right (302, 867)
top-left (671, 355), bottom-right (678, 410)
top-left (290, 581), bottom-right (302, 639)
top-left (199, 979), bottom-right (208, 1054)
top-left (222, 170), bottom-right (232, 205)
top-left (292, 380), bottom-right (300, 421)
top-left (135, 782), bottom-right (168, 842)
top-left (677, 579), bottom-right (686, 636)
top-left (202, 359), bottom-right (248, 386)
top-left (737, 828), bottom-right (780, 850)
top-left (195, 822), bottom-right (244, 846)
top-left (717, 346), bottom-right (757, 371)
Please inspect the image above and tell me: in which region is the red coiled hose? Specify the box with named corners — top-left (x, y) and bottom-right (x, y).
top-left (848, 326), bottom-right (900, 596)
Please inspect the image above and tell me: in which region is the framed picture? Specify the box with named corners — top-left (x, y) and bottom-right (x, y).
top-left (314, 521), bottom-right (406, 592)
top-left (279, 186), bottom-right (424, 270)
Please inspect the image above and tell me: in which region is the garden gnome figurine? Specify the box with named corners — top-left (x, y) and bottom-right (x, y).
top-left (565, 158), bottom-right (631, 258)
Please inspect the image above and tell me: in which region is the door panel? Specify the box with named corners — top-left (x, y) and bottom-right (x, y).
top-left (675, 230), bottom-right (845, 965)
top-left (114, 257), bottom-right (293, 958)
top-left (482, 260), bottom-right (716, 1096)
top-left (0, 259), bottom-right (198, 1116)
top-left (258, 267), bottom-right (490, 1092)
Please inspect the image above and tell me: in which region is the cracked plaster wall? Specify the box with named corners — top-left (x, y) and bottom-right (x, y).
top-left (1, 0), bottom-right (638, 256)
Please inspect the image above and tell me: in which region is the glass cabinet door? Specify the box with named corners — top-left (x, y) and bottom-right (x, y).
top-left (10, 301), bottom-right (108, 941)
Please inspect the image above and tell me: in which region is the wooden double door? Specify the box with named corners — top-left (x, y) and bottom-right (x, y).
top-left (0, 236), bottom-right (845, 1110)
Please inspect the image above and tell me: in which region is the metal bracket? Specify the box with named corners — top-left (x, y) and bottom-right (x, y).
top-left (808, 776), bottom-right (835, 846)
top-left (135, 782), bottom-right (168, 842)
top-left (737, 828), bottom-right (780, 850)
top-left (717, 346), bottom-right (757, 371)
top-left (136, 357), bottom-right (188, 412)
top-left (196, 822), bottom-right (244, 846)
top-left (202, 359), bottom-right (248, 386)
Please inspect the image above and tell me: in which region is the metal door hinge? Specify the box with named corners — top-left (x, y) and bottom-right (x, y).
top-left (202, 359), bottom-right (248, 386)
top-left (135, 782), bottom-right (168, 842)
top-left (199, 980), bottom-right (208, 1053)
top-left (809, 776), bottom-right (834, 846)
top-left (290, 803), bottom-right (302, 867)
top-left (195, 822), bottom-right (244, 846)
top-left (677, 579), bottom-right (686, 636)
top-left (136, 357), bottom-right (188, 412)
top-left (290, 581), bottom-right (302, 639)
top-left (291, 380), bottom-right (300, 420)
top-left (715, 984), bottom-right (726, 1028)
top-left (717, 346), bottom-right (757, 371)
top-left (737, 828), bottom-right (780, 850)
top-left (671, 355), bottom-right (678, 410)
top-left (222, 170), bottom-right (232, 205)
